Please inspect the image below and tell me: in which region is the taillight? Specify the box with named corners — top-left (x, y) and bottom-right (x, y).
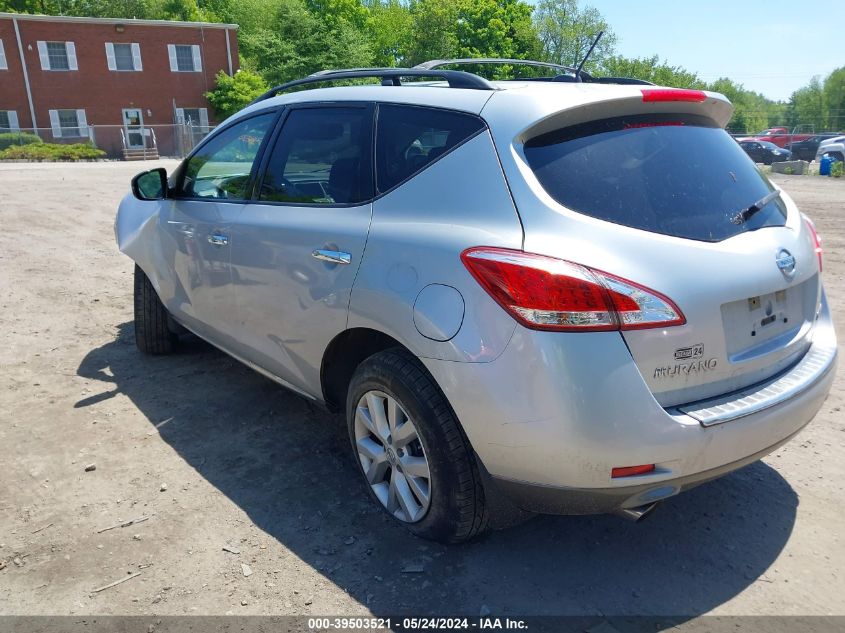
top-left (460, 247), bottom-right (685, 332)
top-left (641, 88), bottom-right (707, 103)
top-left (802, 214), bottom-right (823, 273)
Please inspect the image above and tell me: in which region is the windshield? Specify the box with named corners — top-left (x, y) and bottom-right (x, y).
top-left (524, 114), bottom-right (788, 242)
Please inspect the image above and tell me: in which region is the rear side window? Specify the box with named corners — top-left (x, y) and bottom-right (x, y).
top-left (524, 114), bottom-right (788, 242)
top-left (376, 104), bottom-right (485, 194)
top-left (259, 106), bottom-right (374, 205)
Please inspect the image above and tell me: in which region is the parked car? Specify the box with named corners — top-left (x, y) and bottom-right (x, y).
top-left (788, 134), bottom-right (841, 161)
top-left (738, 139), bottom-right (792, 164)
top-left (815, 135), bottom-right (845, 163)
top-left (116, 63), bottom-right (837, 543)
top-left (753, 127), bottom-right (813, 148)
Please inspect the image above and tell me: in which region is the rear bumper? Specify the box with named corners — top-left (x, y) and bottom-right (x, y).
top-left (490, 413), bottom-right (814, 515)
top-left (423, 293), bottom-right (837, 515)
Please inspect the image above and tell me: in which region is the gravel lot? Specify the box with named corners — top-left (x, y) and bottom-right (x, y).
top-left (0, 162), bottom-right (843, 622)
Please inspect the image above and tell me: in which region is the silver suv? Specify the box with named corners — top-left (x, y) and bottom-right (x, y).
top-left (117, 61), bottom-right (837, 543)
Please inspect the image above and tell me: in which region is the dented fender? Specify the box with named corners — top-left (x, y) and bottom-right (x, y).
top-left (115, 191), bottom-right (167, 292)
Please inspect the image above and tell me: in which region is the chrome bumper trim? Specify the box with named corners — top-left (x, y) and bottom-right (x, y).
top-left (677, 340), bottom-right (837, 427)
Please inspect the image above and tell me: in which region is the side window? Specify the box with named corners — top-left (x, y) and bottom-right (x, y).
top-left (259, 107), bottom-right (374, 205)
top-left (375, 104), bottom-right (485, 194)
top-left (177, 112), bottom-right (275, 200)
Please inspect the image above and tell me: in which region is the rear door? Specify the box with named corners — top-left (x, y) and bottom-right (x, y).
top-left (228, 103), bottom-right (375, 395)
top-left (514, 110), bottom-right (822, 407)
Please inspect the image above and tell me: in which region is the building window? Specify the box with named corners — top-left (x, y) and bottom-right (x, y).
top-left (49, 109), bottom-right (88, 138)
top-left (0, 110), bottom-right (19, 130)
top-left (47, 42), bottom-right (69, 69)
top-left (37, 41), bottom-right (78, 71)
top-left (106, 43), bottom-right (142, 71)
top-left (168, 44), bottom-right (202, 72)
top-left (0, 39), bottom-right (8, 71)
top-left (176, 108), bottom-right (209, 128)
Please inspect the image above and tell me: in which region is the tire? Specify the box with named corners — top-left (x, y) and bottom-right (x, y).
top-left (346, 348), bottom-right (488, 543)
top-left (133, 264), bottom-right (177, 355)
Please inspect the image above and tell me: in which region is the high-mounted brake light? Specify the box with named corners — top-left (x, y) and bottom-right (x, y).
top-left (802, 214), bottom-right (823, 273)
top-left (460, 247), bottom-right (686, 332)
top-left (623, 121), bottom-right (685, 129)
top-left (641, 88), bottom-right (707, 103)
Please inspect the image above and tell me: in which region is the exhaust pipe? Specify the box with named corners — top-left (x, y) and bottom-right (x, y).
top-left (615, 501), bottom-right (660, 523)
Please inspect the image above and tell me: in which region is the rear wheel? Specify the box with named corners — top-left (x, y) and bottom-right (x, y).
top-left (346, 349), bottom-right (488, 543)
top-left (133, 264), bottom-right (177, 354)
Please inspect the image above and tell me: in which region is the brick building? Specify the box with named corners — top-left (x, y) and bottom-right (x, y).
top-left (0, 12), bottom-right (239, 157)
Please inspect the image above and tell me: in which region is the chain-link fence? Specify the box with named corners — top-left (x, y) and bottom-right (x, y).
top-left (0, 123), bottom-right (215, 159)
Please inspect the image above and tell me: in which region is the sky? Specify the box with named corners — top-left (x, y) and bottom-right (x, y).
top-left (592, 0), bottom-right (845, 101)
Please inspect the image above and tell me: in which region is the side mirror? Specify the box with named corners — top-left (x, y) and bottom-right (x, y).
top-left (131, 168), bottom-right (168, 201)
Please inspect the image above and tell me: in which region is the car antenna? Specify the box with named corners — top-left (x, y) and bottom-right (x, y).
top-left (575, 30), bottom-right (604, 82)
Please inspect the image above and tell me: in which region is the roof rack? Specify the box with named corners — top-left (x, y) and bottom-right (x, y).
top-left (414, 57), bottom-right (593, 81)
top-left (252, 68), bottom-right (495, 103)
top-left (414, 57), bottom-right (585, 77)
top-left (415, 58), bottom-right (654, 86)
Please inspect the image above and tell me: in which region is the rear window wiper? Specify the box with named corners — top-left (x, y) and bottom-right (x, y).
top-left (730, 189), bottom-right (781, 225)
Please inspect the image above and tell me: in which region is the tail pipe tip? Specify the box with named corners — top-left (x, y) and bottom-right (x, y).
top-left (615, 501), bottom-right (661, 523)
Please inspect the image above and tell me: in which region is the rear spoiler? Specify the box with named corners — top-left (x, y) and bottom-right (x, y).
top-left (517, 87), bottom-right (734, 143)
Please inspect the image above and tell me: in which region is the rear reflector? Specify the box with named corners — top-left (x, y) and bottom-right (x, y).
top-left (461, 247), bottom-right (686, 332)
top-left (802, 214), bottom-right (823, 273)
top-left (612, 464), bottom-right (656, 478)
top-left (641, 88), bottom-right (707, 103)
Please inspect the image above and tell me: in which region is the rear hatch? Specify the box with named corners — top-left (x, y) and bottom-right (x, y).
top-left (486, 85), bottom-right (823, 407)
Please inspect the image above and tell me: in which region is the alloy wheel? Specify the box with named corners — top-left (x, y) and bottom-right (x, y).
top-left (354, 390), bottom-right (432, 523)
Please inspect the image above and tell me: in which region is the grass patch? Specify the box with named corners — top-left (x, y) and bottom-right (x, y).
top-left (0, 131), bottom-right (43, 152)
top-left (0, 143), bottom-right (106, 161)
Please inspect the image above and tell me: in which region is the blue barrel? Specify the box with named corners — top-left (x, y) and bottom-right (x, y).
top-left (820, 154), bottom-right (833, 176)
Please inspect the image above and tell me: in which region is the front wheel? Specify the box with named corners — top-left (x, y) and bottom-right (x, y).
top-left (346, 349), bottom-right (488, 543)
top-left (133, 265), bottom-right (177, 355)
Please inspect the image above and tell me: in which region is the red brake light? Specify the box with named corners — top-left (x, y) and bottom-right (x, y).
top-left (612, 464), bottom-right (656, 478)
top-left (641, 88), bottom-right (707, 103)
top-left (623, 121), bottom-right (685, 129)
top-left (803, 214), bottom-right (823, 273)
top-left (460, 247), bottom-right (686, 332)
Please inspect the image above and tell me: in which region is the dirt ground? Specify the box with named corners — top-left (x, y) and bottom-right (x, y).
top-left (0, 162), bottom-right (844, 622)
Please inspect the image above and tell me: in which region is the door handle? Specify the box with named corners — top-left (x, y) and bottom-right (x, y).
top-left (312, 249), bottom-right (351, 265)
top-left (208, 233), bottom-right (229, 246)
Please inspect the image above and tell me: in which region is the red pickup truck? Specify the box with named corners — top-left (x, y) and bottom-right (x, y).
top-left (752, 127), bottom-right (813, 148)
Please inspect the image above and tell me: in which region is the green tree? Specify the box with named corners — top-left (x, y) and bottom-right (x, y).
top-left (238, 0), bottom-right (372, 86)
top-left (0, 0), bottom-right (200, 20)
top-left (403, 0), bottom-right (458, 63)
top-left (533, 0), bottom-right (616, 72)
top-left (366, 0), bottom-right (412, 67)
top-left (307, 0), bottom-right (369, 30)
top-left (205, 69), bottom-right (269, 119)
top-left (708, 77), bottom-right (772, 134)
top-left (403, 0), bottom-right (539, 68)
top-left (822, 67), bottom-right (845, 131)
top-left (602, 55), bottom-right (704, 88)
top-left (786, 77), bottom-right (826, 131)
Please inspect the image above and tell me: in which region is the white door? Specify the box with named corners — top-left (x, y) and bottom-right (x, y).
top-left (122, 108), bottom-right (145, 148)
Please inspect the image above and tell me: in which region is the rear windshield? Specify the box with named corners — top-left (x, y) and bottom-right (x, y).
top-left (524, 114), bottom-right (787, 242)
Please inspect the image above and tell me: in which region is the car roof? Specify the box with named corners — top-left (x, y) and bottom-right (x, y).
top-left (236, 83), bottom-right (497, 119)
top-left (224, 79), bottom-right (735, 148)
